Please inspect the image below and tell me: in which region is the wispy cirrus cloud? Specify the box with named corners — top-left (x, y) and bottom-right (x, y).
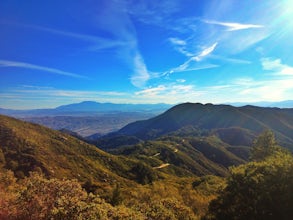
top-left (194, 43), bottom-right (218, 61)
top-left (164, 42), bottom-right (219, 76)
top-left (11, 88), bottom-right (127, 98)
top-left (134, 83), bottom-right (202, 103)
top-left (169, 38), bottom-right (186, 46)
top-left (165, 13), bottom-right (267, 68)
top-left (210, 55), bottom-right (251, 64)
top-left (2, 21), bottom-right (128, 51)
top-left (168, 38), bottom-right (193, 57)
top-left (135, 85), bottom-right (166, 96)
top-left (0, 59), bottom-right (88, 79)
top-left (130, 53), bottom-right (151, 87)
top-left (204, 20), bottom-right (264, 31)
top-left (168, 60), bottom-right (218, 74)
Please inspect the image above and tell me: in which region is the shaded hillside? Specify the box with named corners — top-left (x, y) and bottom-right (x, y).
top-left (117, 103), bottom-right (293, 150)
top-left (211, 127), bottom-right (256, 146)
top-left (110, 136), bottom-right (246, 177)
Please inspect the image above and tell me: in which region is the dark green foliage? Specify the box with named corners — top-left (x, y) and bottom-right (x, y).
top-left (131, 162), bottom-right (157, 184)
top-left (82, 178), bottom-right (99, 194)
top-left (192, 175), bottom-right (226, 196)
top-left (92, 135), bottom-right (141, 150)
top-left (189, 136), bottom-right (245, 168)
top-left (212, 127), bottom-right (256, 146)
top-left (110, 184), bottom-right (123, 206)
top-left (204, 150), bottom-right (293, 220)
top-left (250, 130), bottom-right (279, 161)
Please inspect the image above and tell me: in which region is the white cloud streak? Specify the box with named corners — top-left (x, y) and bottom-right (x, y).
top-left (135, 85), bottom-right (166, 96)
top-left (204, 20), bottom-right (264, 31)
top-left (166, 15), bottom-right (268, 64)
top-left (134, 84), bottom-right (202, 103)
top-left (11, 88), bottom-right (126, 98)
top-left (92, 1), bottom-right (151, 88)
top-left (194, 43), bottom-right (218, 61)
top-left (210, 55), bottom-right (252, 64)
top-left (169, 38), bottom-right (186, 46)
top-left (163, 42), bottom-right (219, 76)
top-left (168, 59), bottom-right (218, 74)
top-left (0, 60), bottom-right (89, 79)
top-left (130, 53), bottom-right (150, 87)
top-left (4, 22), bottom-right (128, 51)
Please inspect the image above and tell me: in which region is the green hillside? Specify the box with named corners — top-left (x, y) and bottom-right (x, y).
top-left (0, 114), bottom-right (144, 187)
top-left (111, 136), bottom-right (246, 177)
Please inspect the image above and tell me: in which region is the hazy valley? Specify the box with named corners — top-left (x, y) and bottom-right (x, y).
top-left (0, 101), bottom-right (171, 137)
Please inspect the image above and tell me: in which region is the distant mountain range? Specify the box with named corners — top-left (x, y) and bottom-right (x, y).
top-left (0, 101), bottom-right (172, 117)
top-left (228, 100), bottom-right (293, 108)
top-left (55, 101), bottom-right (172, 113)
top-left (1, 100), bottom-right (293, 117)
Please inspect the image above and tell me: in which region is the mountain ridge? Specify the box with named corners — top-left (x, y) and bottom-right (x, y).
top-left (116, 103), bottom-right (293, 150)
top-left (0, 101), bottom-right (173, 117)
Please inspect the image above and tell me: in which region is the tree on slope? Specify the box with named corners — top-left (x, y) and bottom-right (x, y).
top-left (204, 131), bottom-right (293, 220)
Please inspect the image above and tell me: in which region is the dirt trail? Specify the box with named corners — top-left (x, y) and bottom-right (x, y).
top-left (154, 163), bottom-right (170, 169)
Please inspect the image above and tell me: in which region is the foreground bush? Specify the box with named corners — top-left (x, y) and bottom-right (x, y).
top-left (1, 171), bottom-right (203, 219)
top-left (204, 150), bottom-right (293, 220)
top-left (0, 171), bottom-right (146, 220)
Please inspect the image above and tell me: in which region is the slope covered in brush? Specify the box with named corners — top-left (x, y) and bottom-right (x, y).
top-left (0, 114), bottom-right (143, 185)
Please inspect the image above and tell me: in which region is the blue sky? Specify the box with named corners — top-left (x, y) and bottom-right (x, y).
top-left (1, 0), bottom-right (293, 109)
